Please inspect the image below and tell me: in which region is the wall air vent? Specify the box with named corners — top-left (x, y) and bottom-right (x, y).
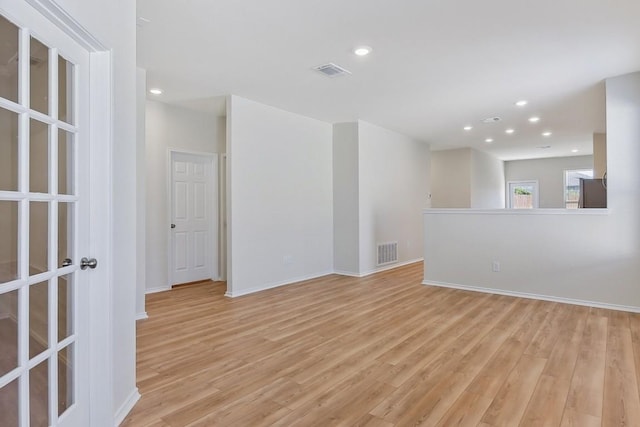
top-left (313, 63), bottom-right (352, 78)
top-left (377, 242), bottom-right (398, 266)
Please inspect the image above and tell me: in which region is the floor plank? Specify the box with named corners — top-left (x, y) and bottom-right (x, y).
top-left (602, 310), bottom-right (640, 426)
top-left (121, 262), bottom-right (640, 426)
top-left (561, 311), bottom-right (608, 424)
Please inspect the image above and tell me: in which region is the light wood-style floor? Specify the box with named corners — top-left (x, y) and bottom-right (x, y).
top-left (123, 262), bottom-right (640, 426)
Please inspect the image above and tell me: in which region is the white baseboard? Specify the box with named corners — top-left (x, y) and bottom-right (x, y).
top-left (225, 270), bottom-right (334, 298)
top-left (332, 270), bottom-right (361, 277)
top-left (423, 280), bottom-right (640, 314)
top-left (335, 258), bottom-right (423, 278)
top-left (135, 312), bottom-right (148, 321)
top-left (145, 286), bottom-right (171, 295)
top-left (226, 261), bottom-right (425, 297)
top-left (114, 388), bottom-right (140, 427)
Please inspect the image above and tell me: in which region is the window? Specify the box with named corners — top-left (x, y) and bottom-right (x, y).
top-left (507, 181), bottom-right (539, 209)
top-left (565, 169), bottom-right (593, 209)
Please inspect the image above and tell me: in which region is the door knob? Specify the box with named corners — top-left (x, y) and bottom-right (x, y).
top-left (61, 258), bottom-right (72, 267)
top-left (171, 223), bottom-right (176, 229)
top-left (80, 257), bottom-right (98, 270)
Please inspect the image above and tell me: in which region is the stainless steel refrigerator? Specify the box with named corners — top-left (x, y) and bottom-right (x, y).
top-left (579, 178), bottom-right (607, 208)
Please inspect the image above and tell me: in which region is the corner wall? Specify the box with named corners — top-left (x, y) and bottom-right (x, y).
top-left (430, 148), bottom-right (471, 208)
top-left (357, 121), bottom-right (430, 274)
top-left (471, 149), bottom-right (505, 209)
top-left (227, 96), bottom-right (334, 296)
top-left (431, 147), bottom-right (504, 209)
top-left (332, 123), bottom-right (360, 274)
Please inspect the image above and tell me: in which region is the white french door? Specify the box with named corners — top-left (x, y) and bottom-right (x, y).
top-left (170, 152), bottom-right (218, 286)
top-left (0, 2), bottom-right (91, 426)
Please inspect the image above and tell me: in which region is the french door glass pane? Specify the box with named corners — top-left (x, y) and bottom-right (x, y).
top-left (0, 16), bottom-right (19, 103)
top-left (58, 129), bottom-right (74, 195)
top-left (58, 202), bottom-right (73, 268)
top-left (0, 378), bottom-right (19, 427)
top-left (29, 281), bottom-right (49, 359)
top-left (30, 119), bottom-right (49, 194)
top-left (29, 359), bottom-right (50, 427)
top-left (29, 201), bottom-right (49, 275)
top-left (57, 274), bottom-right (73, 342)
top-left (30, 37), bottom-right (49, 115)
top-left (0, 200), bottom-right (18, 284)
top-left (58, 344), bottom-right (74, 416)
top-left (0, 289), bottom-right (18, 376)
top-left (58, 56), bottom-right (74, 125)
top-left (0, 108), bottom-right (19, 192)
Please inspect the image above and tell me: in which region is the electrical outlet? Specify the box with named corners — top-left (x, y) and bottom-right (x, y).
top-left (492, 261), bottom-right (501, 272)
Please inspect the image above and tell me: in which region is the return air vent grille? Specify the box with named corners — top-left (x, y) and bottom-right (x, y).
top-left (377, 242), bottom-right (398, 266)
top-left (313, 63), bottom-right (352, 78)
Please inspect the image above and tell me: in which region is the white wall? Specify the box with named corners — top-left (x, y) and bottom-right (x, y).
top-left (431, 147), bottom-right (504, 208)
top-left (332, 123), bottom-right (360, 274)
top-left (54, 0), bottom-right (137, 421)
top-left (471, 149), bottom-right (505, 209)
top-left (505, 155), bottom-right (594, 208)
top-left (135, 68), bottom-right (146, 318)
top-left (358, 121), bottom-right (430, 274)
top-left (145, 100), bottom-right (224, 292)
top-left (227, 96), bottom-right (333, 296)
top-left (423, 71), bottom-right (640, 310)
top-left (430, 148), bottom-right (471, 208)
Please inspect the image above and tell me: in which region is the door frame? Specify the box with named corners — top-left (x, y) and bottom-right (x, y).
top-left (7, 0), bottom-right (116, 425)
top-left (219, 154), bottom-right (227, 281)
top-left (166, 149), bottom-right (219, 287)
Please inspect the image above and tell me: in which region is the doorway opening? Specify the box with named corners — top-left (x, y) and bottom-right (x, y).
top-left (168, 151), bottom-right (219, 286)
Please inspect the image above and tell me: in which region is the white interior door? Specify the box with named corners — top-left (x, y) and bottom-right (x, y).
top-left (0, 2), bottom-right (91, 426)
top-left (171, 152), bottom-right (217, 285)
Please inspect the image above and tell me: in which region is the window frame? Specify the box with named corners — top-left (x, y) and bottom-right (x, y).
top-left (506, 180), bottom-right (539, 209)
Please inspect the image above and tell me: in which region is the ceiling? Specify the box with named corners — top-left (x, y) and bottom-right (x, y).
top-left (136, 0), bottom-right (640, 160)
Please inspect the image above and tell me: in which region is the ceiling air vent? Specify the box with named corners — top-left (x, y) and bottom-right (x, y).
top-left (313, 63), bottom-right (352, 78)
top-left (481, 117), bottom-right (502, 124)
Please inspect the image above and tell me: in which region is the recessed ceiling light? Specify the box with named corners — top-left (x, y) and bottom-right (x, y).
top-left (463, 126), bottom-right (473, 131)
top-left (542, 131), bottom-right (552, 137)
top-left (571, 149), bottom-right (579, 153)
top-left (353, 46), bottom-right (372, 56)
top-left (528, 116), bottom-right (540, 123)
top-left (485, 138), bottom-right (494, 143)
top-left (505, 128), bottom-right (515, 134)
top-left (515, 100), bottom-right (528, 107)
top-left (149, 88), bottom-right (163, 95)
